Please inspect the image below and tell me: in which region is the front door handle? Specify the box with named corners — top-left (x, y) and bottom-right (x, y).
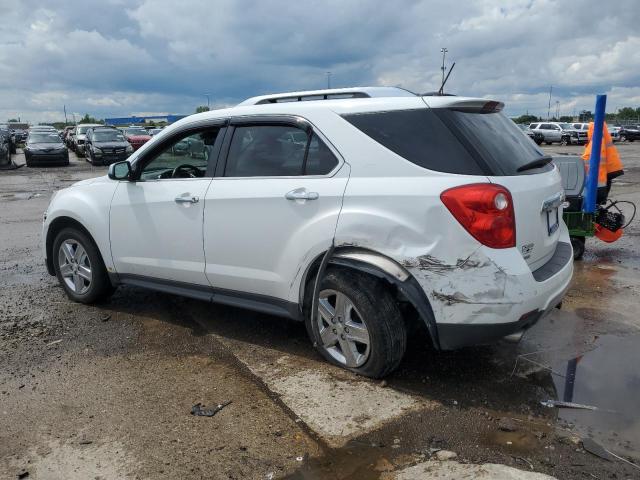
top-left (285, 189), bottom-right (319, 201)
top-left (175, 195), bottom-right (199, 204)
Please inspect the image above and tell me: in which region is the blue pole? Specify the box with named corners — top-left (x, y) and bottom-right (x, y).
top-left (583, 94), bottom-right (606, 213)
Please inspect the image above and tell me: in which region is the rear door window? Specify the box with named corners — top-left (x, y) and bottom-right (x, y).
top-left (224, 125), bottom-right (339, 177)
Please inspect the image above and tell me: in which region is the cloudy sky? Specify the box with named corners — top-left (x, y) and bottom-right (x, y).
top-left (1, 0), bottom-right (639, 123)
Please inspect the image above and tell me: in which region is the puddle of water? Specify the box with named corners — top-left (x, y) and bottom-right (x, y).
top-left (551, 334), bottom-right (640, 460)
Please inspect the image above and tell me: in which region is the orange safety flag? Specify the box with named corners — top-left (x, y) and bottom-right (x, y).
top-left (581, 121), bottom-right (624, 187)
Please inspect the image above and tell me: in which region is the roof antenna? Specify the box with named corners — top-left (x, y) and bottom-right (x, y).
top-left (438, 61), bottom-right (455, 95)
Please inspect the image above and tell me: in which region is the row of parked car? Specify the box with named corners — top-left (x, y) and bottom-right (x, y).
top-left (61, 124), bottom-right (166, 165)
top-left (517, 121), bottom-right (640, 146)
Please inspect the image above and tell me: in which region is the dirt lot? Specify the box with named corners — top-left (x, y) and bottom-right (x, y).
top-left (1, 143), bottom-right (639, 479)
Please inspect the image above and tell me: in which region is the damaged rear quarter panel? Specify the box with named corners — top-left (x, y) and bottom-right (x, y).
top-left (334, 175), bottom-right (533, 327)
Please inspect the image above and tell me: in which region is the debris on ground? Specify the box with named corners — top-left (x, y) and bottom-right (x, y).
top-left (435, 450), bottom-right (458, 461)
top-left (582, 438), bottom-right (640, 470)
top-left (540, 400), bottom-right (599, 411)
top-left (190, 401), bottom-right (232, 417)
top-left (17, 470), bottom-right (29, 479)
top-left (101, 314), bottom-right (111, 322)
top-left (46, 339), bottom-right (62, 347)
top-left (498, 417), bottom-right (519, 432)
top-left (582, 438), bottom-right (613, 461)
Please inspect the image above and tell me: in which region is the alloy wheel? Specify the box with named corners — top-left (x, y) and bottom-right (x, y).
top-left (317, 289), bottom-right (371, 368)
top-left (58, 239), bottom-right (92, 294)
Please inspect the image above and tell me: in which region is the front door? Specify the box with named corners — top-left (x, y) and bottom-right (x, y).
top-left (203, 120), bottom-right (349, 301)
top-left (110, 125), bottom-right (224, 285)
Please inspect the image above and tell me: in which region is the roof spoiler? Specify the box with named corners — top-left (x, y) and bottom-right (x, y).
top-left (441, 99), bottom-right (504, 113)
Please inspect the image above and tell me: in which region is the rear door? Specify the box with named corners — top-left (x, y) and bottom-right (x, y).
top-left (203, 117), bottom-right (348, 301)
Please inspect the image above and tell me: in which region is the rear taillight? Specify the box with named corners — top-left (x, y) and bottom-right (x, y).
top-left (440, 184), bottom-right (515, 249)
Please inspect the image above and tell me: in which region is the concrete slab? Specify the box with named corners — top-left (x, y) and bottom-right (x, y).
top-left (388, 461), bottom-right (557, 480)
top-left (218, 337), bottom-right (437, 447)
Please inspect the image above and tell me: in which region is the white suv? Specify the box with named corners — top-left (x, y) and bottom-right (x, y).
top-left (43, 87), bottom-right (573, 378)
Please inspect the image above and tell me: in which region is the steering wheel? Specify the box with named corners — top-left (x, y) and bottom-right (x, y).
top-left (172, 164), bottom-right (200, 178)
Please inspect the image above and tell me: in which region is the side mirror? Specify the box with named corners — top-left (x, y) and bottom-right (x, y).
top-left (108, 161), bottom-right (132, 181)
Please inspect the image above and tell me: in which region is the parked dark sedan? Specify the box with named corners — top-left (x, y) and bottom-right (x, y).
top-left (24, 131), bottom-right (69, 167)
top-left (619, 125), bottom-right (640, 142)
top-left (85, 127), bottom-right (133, 165)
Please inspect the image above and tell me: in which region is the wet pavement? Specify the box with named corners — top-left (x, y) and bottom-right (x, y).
top-left (1, 144), bottom-right (640, 479)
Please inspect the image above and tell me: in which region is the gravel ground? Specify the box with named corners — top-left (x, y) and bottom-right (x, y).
top-left (1, 143), bottom-right (639, 479)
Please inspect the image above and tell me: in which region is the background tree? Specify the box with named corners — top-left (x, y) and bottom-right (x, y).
top-left (195, 105), bottom-right (210, 113)
top-left (78, 113), bottom-right (103, 124)
top-left (511, 114), bottom-right (539, 124)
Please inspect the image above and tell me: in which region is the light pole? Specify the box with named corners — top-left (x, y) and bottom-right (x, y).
top-left (556, 100), bottom-right (560, 120)
top-left (440, 48), bottom-right (448, 87)
top-left (203, 93), bottom-right (211, 109)
top-left (326, 71), bottom-right (332, 89)
top-left (547, 86), bottom-right (553, 121)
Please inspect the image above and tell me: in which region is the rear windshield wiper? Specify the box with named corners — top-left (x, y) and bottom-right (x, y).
top-left (517, 155), bottom-right (553, 173)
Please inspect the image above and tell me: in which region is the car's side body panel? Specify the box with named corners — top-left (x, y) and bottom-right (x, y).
top-left (43, 177), bottom-right (118, 272)
top-left (109, 178), bottom-right (213, 285)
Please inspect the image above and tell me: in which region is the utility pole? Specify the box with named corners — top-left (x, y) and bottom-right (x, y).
top-left (547, 86), bottom-right (552, 120)
top-left (440, 48), bottom-right (448, 87)
top-left (326, 71), bottom-right (332, 89)
top-left (203, 93), bottom-right (211, 109)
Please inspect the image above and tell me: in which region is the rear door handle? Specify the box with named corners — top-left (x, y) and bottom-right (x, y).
top-left (285, 189), bottom-right (319, 201)
top-left (175, 194), bottom-right (199, 204)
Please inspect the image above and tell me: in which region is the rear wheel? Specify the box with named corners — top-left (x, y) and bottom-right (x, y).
top-left (305, 268), bottom-right (407, 378)
top-left (53, 228), bottom-right (114, 303)
top-left (570, 236), bottom-right (585, 261)
top-left (620, 134), bottom-right (627, 142)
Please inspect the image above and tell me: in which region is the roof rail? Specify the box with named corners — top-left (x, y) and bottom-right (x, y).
top-left (238, 86), bottom-right (416, 106)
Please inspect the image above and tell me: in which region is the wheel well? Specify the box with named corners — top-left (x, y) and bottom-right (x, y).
top-left (300, 247), bottom-right (439, 349)
top-left (45, 217), bottom-right (100, 276)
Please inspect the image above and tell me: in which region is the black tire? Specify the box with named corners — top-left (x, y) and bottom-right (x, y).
top-left (305, 268), bottom-right (407, 378)
top-left (560, 137), bottom-right (569, 146)
top-left (570, 236), bottom-right (585, 261)
top-left (10, 143), bottom-right (17, 154)
top-left (620, 134), bottom-right (627, 142)
top-left (52, 227), bottom-right (114, 304)
top-left (535, 139), bottom-right (543, 145)
top-left (545, 141), bottom-right (552, 145)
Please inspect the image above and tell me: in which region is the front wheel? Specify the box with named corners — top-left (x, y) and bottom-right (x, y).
top-left (53, 228), bottom-right (114, 303)
top-left (306, 269), bottom-right (407, 378)
top-left (620, 134), bottom-right (627, 142)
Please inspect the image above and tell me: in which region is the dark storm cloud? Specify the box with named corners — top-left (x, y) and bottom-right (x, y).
top-left (0, 0), bottom-right (638, 123)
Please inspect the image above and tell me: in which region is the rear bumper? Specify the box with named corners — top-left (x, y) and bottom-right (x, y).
top-left (408, 227), bottom-right (574, 350)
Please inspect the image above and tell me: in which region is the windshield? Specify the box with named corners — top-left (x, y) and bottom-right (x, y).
top-left (94, 130), bottom-right (125, 142)
top-left (28, 133), bottom-right (61, 144)
top-left (559, 123), bottom-right (572, 129)
top-left (77, 125), bottom-right (92, 134)
top-left (124, 128), bottom-right (148, 136)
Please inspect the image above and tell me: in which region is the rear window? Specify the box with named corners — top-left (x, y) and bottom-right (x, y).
top-left (342, 109), bottom-right (484, 175)
top-left (343, 108), bottom-right (547, 176)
